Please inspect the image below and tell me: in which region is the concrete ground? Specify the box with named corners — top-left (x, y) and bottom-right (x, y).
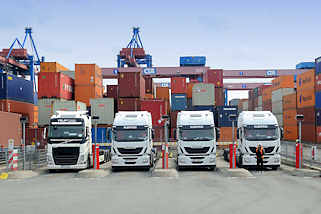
top-left (0, 157), bottom-right (321, 214)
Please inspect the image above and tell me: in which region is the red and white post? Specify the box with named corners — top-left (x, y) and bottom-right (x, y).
top-left (96, 145), bottom-right (100, 170)
top-left (162, 144), bottom-right (168, 169)
top-left (229, 144), bottom-right (236, 169)
top-left (8, 149), bottom-right (18, 171)
top-left (92, 144), bottom-right (96, 169)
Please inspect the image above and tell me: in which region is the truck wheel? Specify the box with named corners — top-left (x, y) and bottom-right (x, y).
top-left (112, 166), bottom-right (118, 172)
top-left (238, 155), bottom-right (243, 168)
top-left (87, 156), bottom-right (91, 169)
top-left (48, 169), bottom-right (56, 173)
top-left (272, 166), bottom-right (279, 170)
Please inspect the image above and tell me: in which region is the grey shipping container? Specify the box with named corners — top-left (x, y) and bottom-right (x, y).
top-left (272, 88), bottom-right (295, 103)
top-left (243, 102), bottom-right (248, 111)
top-left (90, 98), bottom-right (114, 125)
top-left (258, 96), bottom-right (262, 107)
top-left (61, 70), bottom-right (75, 80)
top-left (229, 99), bottom-right (240, 106)
top-left (192, 83), bottom-right (215, 106)
top-left (52, 100), bottom-right (86, 114)
top-left (272, 101), bottom-right (283, 114)
top-left (38, 98), bottom-right (61, 126)
top-left (274, 113), bottom-right (283, 126)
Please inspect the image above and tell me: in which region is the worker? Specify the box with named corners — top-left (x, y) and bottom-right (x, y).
top-left (256, 144), bottom-right (264, 172)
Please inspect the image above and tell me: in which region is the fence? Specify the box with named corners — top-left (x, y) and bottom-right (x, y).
top-left (281, 141), bottom-right (321, 168)
top-left (0, 146), bottom-right (47, 173)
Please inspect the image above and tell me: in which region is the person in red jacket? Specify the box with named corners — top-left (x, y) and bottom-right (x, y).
top-left (256, 144), bottom-right (264, 172)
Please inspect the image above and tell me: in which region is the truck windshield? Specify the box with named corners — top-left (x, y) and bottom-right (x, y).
top-left (49, 125), bottom-right (84, 139)
top-left (244, 128), bottom-right (279, 141)
top-left (179, 128), bottom-right (214, 141)
top-left (114, 129), bottom-right (148, 142)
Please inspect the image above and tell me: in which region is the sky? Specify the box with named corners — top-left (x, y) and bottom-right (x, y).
top-left (1, 0), bottom-right (321, 100)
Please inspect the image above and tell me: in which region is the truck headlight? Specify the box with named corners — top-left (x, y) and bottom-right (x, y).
top-left (244, 156), bottom-right (250, 163)
top-left (79, 154), bottom-right (85, 162)
top-left (47, 154), bottom-right (53, 162)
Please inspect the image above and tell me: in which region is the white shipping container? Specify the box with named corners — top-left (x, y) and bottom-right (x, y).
top-left (272, 101), bottom-right (283, 114)
top-left (272, 88), bottom-right (295, 103)
top-left (243, 102), bottom-right (248, 111)
top-left (258, 96), bottom-right (262, 107)
top-left (275, 113), bottom-right (283, 127)
top-left (38, 98), bottom-right (58, 126)
top-left (90, 98), bottom-right (114, 125)
top-left (192, 83), bottom-right (215, 106)
top-left (52, 100), bottom-right (86, 114)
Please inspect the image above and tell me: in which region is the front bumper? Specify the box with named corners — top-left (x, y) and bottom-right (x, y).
top-left (111, 154), bottom-right (150, 167)
top-left (242, 154), bottom-right (281, 166)
top-left (177, 154), bottom-right (216, 166)
top-left (47, 162), bottom-right (87, 169)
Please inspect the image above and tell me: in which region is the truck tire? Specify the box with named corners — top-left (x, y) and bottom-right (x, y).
top-left (48, 169), bottom-right (56, 173)
top-left (209, 166), bottom-right (216, 171)
top-left (238, 154), bottom-right (243, 168)
top-left (272, 165), bottom-right (279, 170)
top-left (112, 166), bottom-right (118, 172)
top-left (87, 156), bottom-right (91, 169)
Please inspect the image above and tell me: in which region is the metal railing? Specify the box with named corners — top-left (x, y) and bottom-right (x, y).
top-left (281, 141), bottom-right (321, 168)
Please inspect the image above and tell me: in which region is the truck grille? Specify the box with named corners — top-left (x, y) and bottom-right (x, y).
top-left (184, 147), bottom-right (210, 154)
top-left (249, 147), bottom-right (256, 153)
top-left (117, 147), bottom-right (143, 155)
top-left (249, 146), bottom-right (275, 154)
top-left (52, 147), bottom-right (80, 165)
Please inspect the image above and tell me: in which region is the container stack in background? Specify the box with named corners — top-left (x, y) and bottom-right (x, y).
top-left (282, 93), bottom-right (297, 141)
top-left (238, 99), bottom-right (248, 112)
top-left (271, 75), bottom-right (295, 128)
top-left (203, 69), bottom-right (224, 106)
top-left (316, 57), bottom-right (321, 143)
top-left (216, 106), bottom-right (238, 142)
top-left (262, 86), bottom-right (272, 111)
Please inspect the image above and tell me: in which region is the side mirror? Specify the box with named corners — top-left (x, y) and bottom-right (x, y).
top-left (43, 128), bottom-right (47, 140)
top-left (280, 127), bottom-right (284, 140)
top-left (236, 128), bottom-right (240, 139)
top-left (216, 128), bottom-right (220, 140)
top-left (152, 129), bottom-right (155, 139)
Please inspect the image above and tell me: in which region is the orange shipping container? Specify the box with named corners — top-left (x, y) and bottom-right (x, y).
top-left (75, 84), bottom-right (103, 106)
top-left (75, 64), bottom-right (102, 86)
top-left (296, 69), bottom-right (315, 91)
top-left (272, 75), bottom-right (295, 91)
top-left (262, 86), bottom-right (272, 102)
top-left (283, 125), bottom-right (298, 141)
top-left (156, 87), bottom-right (170, 100)
top-left (0, 111), bottom-right (22, 147)
top-left (282, 93), bottom-right (297, 110)
top-left (186, 83), bottom-right (194, 98)
top-left (144, 94), bottom-right (154, 99)
top-left (218, 127), bottom-right (237, 142)
top-left (40, 62), bottom-right (69, 73)
top-left (296, 88), bottom-right (315, 108)
top-left (283, 109), bottom-right (297, 126)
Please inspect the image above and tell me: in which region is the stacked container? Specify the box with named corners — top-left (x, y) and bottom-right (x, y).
top-left (216, 106), bottom-right (238, 142)
top-left (203, 69), bottom-right (224, 105)
top-left (0, 111), bottom-right (22, 147)
top-left (40, 62), bottom-right (69, 73)
top-left (271, 75), bottom-right (295, 127)
top-left (282, 93), bottom-right (297, 141)
top-left (156, 86), bottom-right (170, 115)
top-left (316, 56), bottom-right (321, 143)
top-left (262, 86), bottom-right (272, 111)
top-left (75, 64), bottom-right (103, 106)
top-left (90, 98), bottom-right (114, 125)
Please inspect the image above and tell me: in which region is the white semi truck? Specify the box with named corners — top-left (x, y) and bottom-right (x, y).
top-left (111, 111), bottom-right (155, 171)
top-left (236, 111), bottom-right (283, 170)
top-left (176, 111), bottom-right (219, 170)
top-left (46, 111), bottom-right (107, 171)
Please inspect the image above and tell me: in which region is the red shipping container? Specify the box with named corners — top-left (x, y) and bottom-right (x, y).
top-left (38, 72), bottom-right (74, 100)
top-left (301, 123), bottom-right (316, 143)
top-left (118, 72), bottom-right (145, 98)
top-left (144, 77), bottom-right (154, 94)
top-left (0, 48), bottom-right (28, 59)
top-left (297, 107), bottom-right (316, 124)
top-left (118, 98), bottom-right (141, 111)
top-left (0, 111), bottom-right (22, 147)
top-left (141, 99), bottom-right (168, 126)
top-left (170, 128), bottom-right (177, 141)
top-left (106, 85), bottom-right (118, 99)
top-left (153, 126), bottom-right (165, 142)
top-left (170, 111), bottom-right (179, 128)
top-left (315, 73), bottom-right (321, 92)
top-left (215, 87), bottom-right (225, 106)
top-left (316, 126), bottom-right (321, 144)
top-left (171, 77), bottom-right (186, 94)
top-left (204, 69), bottom-right (223, 87)
top-left (25, 127), bottom-right (47, 149)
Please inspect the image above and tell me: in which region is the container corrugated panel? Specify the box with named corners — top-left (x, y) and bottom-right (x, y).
top-left (297, 88), bottom-right (315, 108)
top-left (91, 127), bottom-right (108, 143)
top-left (0, 73), bottom-right (34, 104)
top-left (90, 98), bottom-right (114, 125)
top-left (316, 56), bottom-right (321, 75)
top-left (317, 126), bottom-right (321, 144)
top-left (272, 75), bottom-right (295, 91)
top-left (262, 100), bottom-right (272, 111)
top-left (153, 126), bottom-right (165, 142)
top-left (192, 83), bottom-right (215, 106)
top-left (0, 111), bottom-right (21, 147)
top-left (316, 108), bottom-right (321, 126)
top-left (144, 77), bottom-right (154, 94)
top-left (180, 56), bottom-right (206, 66)
top-left (204, 69), bottom-right (223, 87)
top-left (272, 101), bottom-right (283, 114)
top-left (170, 111), bottom-right (179, 128)
top-left (262, 86), bottom-right (272, 102)
top-left (187, 83), bottom-right (194, 98)
top-left (192, 105), bottom-right (215, 112)
top-left (118, 98), bottom-right (141, 111)
top-left (118, 71), bottom-right (145, 98)
top-left (315, 91), bottom-right (321, 108)
top-left (301, 123), bottom-right (316, 143)
top-left (61, 71), bottom-right (75, 79)
top-left (52, 100), bottom-right (86, 114)
top-left (156, 87), bottom-right (170, 100)
top-left (171, 94), bottom-right (187, 111)
top-left (75, 64), bottom-right (102, 86)
top-left (40, 62), bottom-right (69, 73)
top-left (243, 102), bottom-right (248, 111)
top-left (297, 69), bottom-right (315, 91)
top-left (315, 73), bottom-right (321, 92)
top-left (297, 107), bottom-right (316, 124)
top-left (38, 72), bottom-right (74, 100)
top-left (171, 77), bottom-right (187, 94)
top-left (215, 87), bottom-right (224, 106)
top-left (106, 85), bottom-right (118, 99)
top-left (284, 125), bottom-right (298, 141)
top-left (258, 96), bottom-right (262, 107)
top-left (216, 106), bottom-right (238, 127)
top-left (282, 93), bottom-right (297, 110)
top-left (272, 88), bottom-right (295, 103)
top-left (296, 62), bottom-right (315, 69)
top-left (38, 98), bottom-right (58, 126)
top-left (229, 99), bottom-right (240, 106)
top-left (141, 99), bottom-right (167, 127)
top-left (218, 127), bottom-right (237, 142)
top-left (283, 109), bottom-right (297, 126)
top-left (186, 98), bottom-right (193, 110)
top-left (75, 84), bottom-right (103, 106)
top-left (275, 113), bottom-right (283, 127)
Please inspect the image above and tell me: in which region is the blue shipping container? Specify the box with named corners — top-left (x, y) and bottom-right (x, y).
top-left (0, 73), bottom-right (34, 104)
top-left (192, 105), bottom-right (215, 113)
top-left (296, 62), bottom-right (315, 69)
top-left (180, 56), bottom-right (206, 66)
top-left (171, 94), bottom-right (187, 111)
top-left (316, 91), bottom-right (321, 109)
top-left (91, 127), bottom-right (110, 143)
top-left (316, 108), bottom-right (321, 126)
top-left (316, 57), bottom-right (321, 74)
top-left (216, 106), bottom-right (238, 127)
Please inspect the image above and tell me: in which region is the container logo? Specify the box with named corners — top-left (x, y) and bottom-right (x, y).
top-left (266, 70), bottom-right (278, 76)
top-left (113, 69), bottom-right (119, 74)
top-left (143, 68), bottom-right (156, 75)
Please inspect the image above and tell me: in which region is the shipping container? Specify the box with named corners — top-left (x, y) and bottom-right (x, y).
top-left (262, 86), bottom-right (272, 102)
top-left (315, 72), bottom-right (321, 92)
top-left (144, 76), bottom-right (154, 94)
top-left (272, 75), bottom-right (295, 91)
top-left (258, 96), bottom-right (262, 107)
top-left (0, 73), bottom-right (34, 104)
top-left (283, 125), bottom-right (298, 141)
top-left (297, 107), bottom-right (316, 124)
top-left (61, 70), bottom-right (75, 79)
top-left (297, 88), bottom-right (315, 108)
top-left (0, 48), bottom-right (27, 59)
top-left (38, 98), bottom-right (64, 126)
top-left (203, 69), bottom-right (223, 87)
top-left (118, 71), bottom-right (145, 98)
top-left (192, 83), bottom-right (215, 106)
top-left (156, 87), bottom-right (170, 100)
top-left (275, 113), bottom-right (283, 127)
top-left (272, 88), bottom-right (296, 103)
top-left (40, 62), bottom-right (69, 73)
top-left (316, 108), bottom-right (321, 126)
top-left (283, 109), bottom-right (297, 126)
top-left (141, 99), bottom-right (167, 126)
top-left (282, 93), bottom-right (297, 110)
top-left (216, 106), bottom-right (238, 127)
top-left (38, 72), bottom-right (74, 100)
top-left (75, 84), bottom-right (103, 106)
top-left (106, 85), bottom-right (118, 99)
top-left (52, 100), bottom-right (86, 113)
top-left (315, 91), bottom-right (321, 108)
top-left (218, 127), bottom-right (237, 142)
top-left (316, 126), bottom-right (321, 144)
top-left (296, 62), bottom-right (315, 69)
top-left (91, 127), bottom-right (109, 143)
top-left (301, 123), bottom-right (316, 143)
top-left (170, 111), bottom-right (179, 128)
top-left (144, 94), bottom-right (154, 99)
top-left (297, 69), bottom-right (315, 91)
top-left (75, 64), bottom-right (102, 86)
top-left (90, 98), bottom-right (114, 125)
top-left (187, 83), bottom-right (194, 98)
top-left (0, 111), bottom-right (22, 147)
top-left (262, 100), bottom-right (272, 111)
top-left (153, 126), bottom-right (165, 142)
top-left (118, 98), bottom-right (141, 111)
top-left (25, 127), bottom-right (47, 148)
top-left (0, 99), bottom-right (38, 127)
top-left (215, 87), bottom-right (225, 106)
top-left (186, 98), bottom-right (193, 110)
top-left (171, 77), bottom-right (187, 94)
top-left (180, 56), bottom-right (206, 66)
top-left (316, 56), bottom-right (321, 75)
top-left (171, 94), bottom-right (187, 111)
top-left (272, 101), bottom-right (283, 114)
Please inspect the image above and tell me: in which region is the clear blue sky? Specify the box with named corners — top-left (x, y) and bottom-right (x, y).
top-left (1, 0), bottom-right (321, 70)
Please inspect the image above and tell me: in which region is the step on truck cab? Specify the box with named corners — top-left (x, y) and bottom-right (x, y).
top-left (46, 111), bottom-right (107, 171)
top-left (236, 111), bottom-right (282, 170)
top-left (111, 111), bottom-right (154, 171)
top-left (176, 111), bottom-right (219, 170)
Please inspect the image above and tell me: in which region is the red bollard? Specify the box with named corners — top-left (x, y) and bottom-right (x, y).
top-left (229, 144), bottom-right (236, 168)
top-left (165, 144), bottom-right (168, 169)
top-left (96, 145), bottom-right (100, 170)
top-left (162, 144), bottom-right (165, 169)
top-left (92, 144), bottom-right (96, 169)
top-left (296, 143), bottom-right (303, 168)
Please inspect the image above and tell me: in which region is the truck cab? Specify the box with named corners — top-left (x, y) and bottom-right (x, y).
top-left (236, 111), bottom-right (282, 170)
top-left (47, 111), bottom-right (93, 170)
top-left (176, 111), bottom-right (218, 170)
top-left (111, 111), bottom-right (154, 171)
